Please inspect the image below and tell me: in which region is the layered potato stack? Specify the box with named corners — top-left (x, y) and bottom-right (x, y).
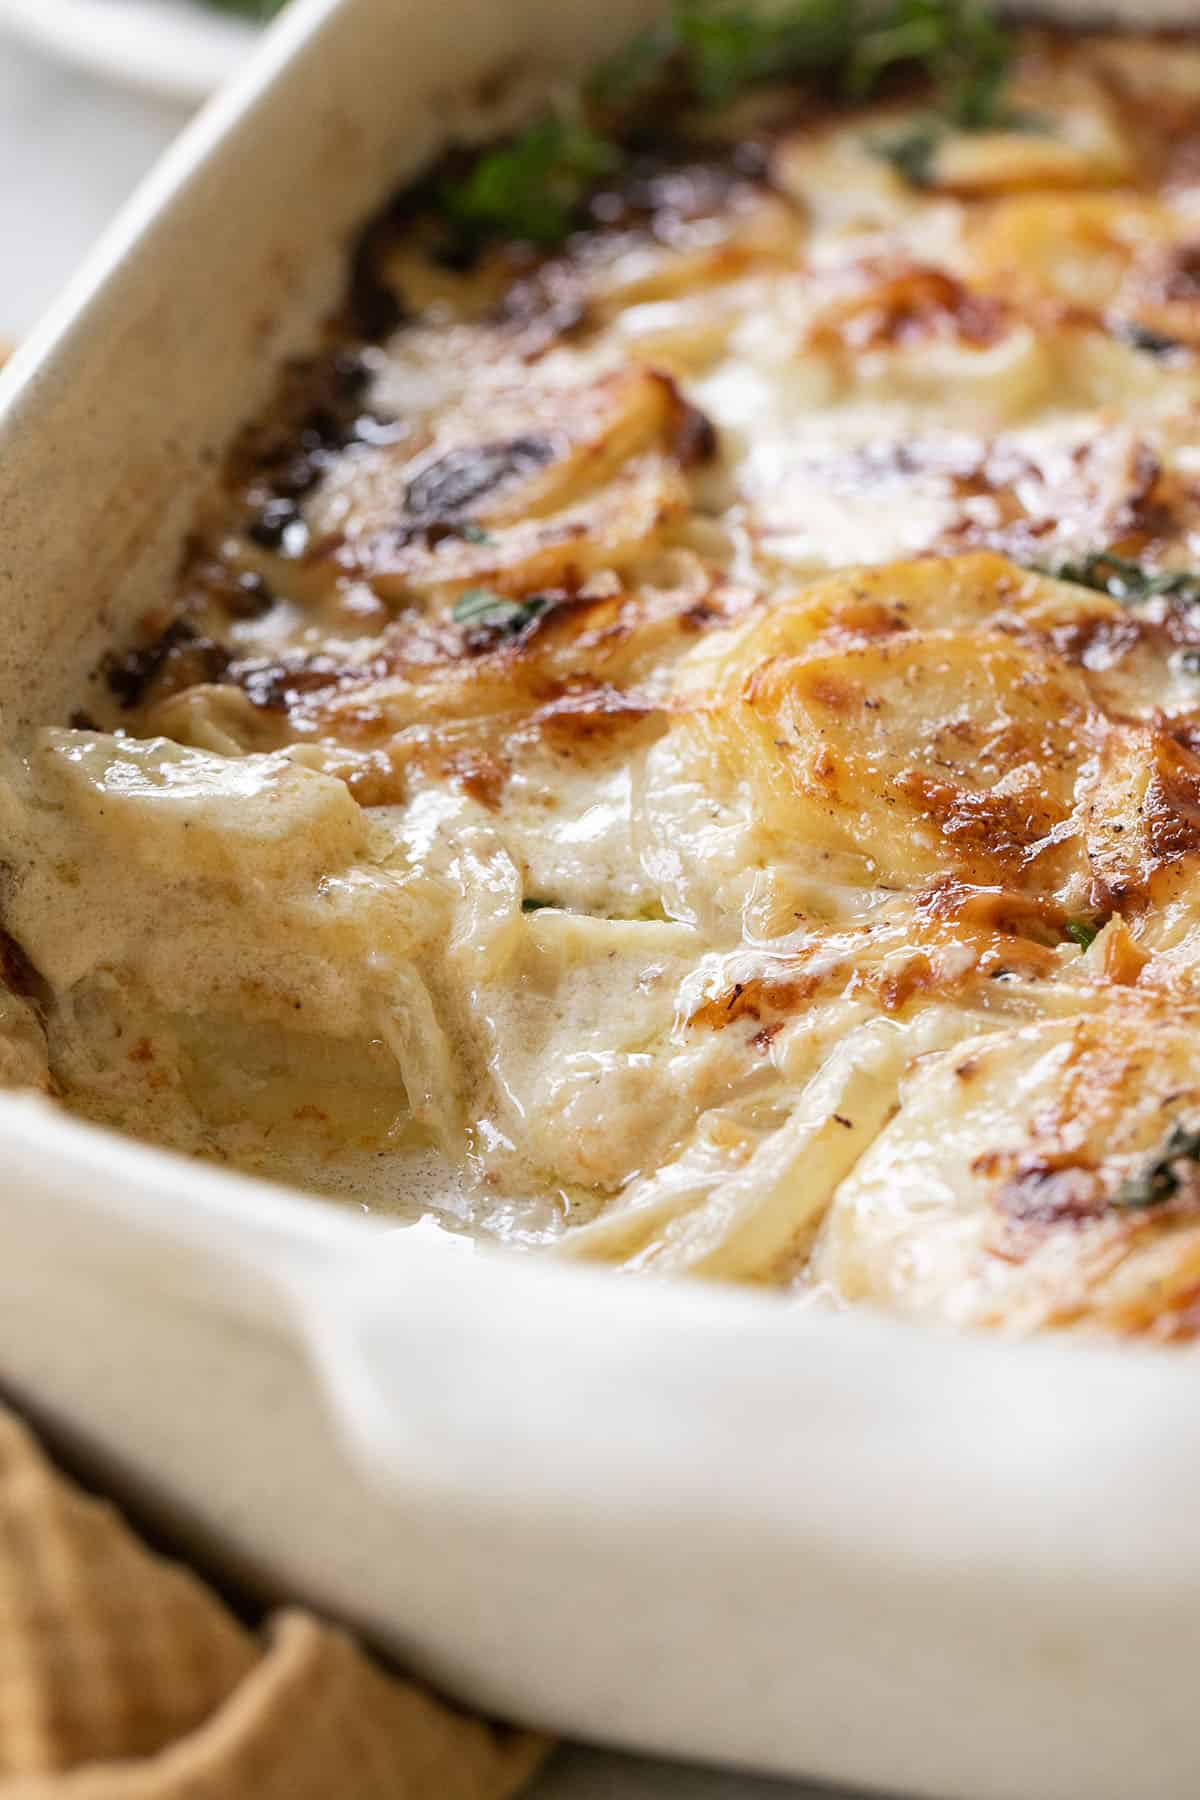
top-left (6, 29), bottom-right (1200, 1337)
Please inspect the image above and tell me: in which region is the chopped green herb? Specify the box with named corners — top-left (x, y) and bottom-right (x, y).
top-left (1115, 1120), bottom-right (1200, 1210)
top-left (459, 1), bottom-right (1013, 252)
top-left (458, 522), bottom-right (493, 544)
top-left (591, 0), bottom-right (847, 108)
top-left (1064, 918), bottom-right (1100, 951)
top-left (1041, 550), bottom-right (1200, 609)
top-left (928, 0), bottom-right (1011, 128)
top-left (441, 115), bottom-right (620, 249)
top-left (873, 100), bottom-right (1045, 186)
top-left (521, 897), bottom-right (555, 913)
top-left (874, 118), bottom-right (945, 186)
top-left (594, 0), bottom-right (1011, 116)
top-left (845, 6), bottom-right (955, 99)
top-left (848, 0), bottom-right (1010, 126)
top-left (452, 588), bottom-right (552, 634)
top-left (676, 0), bottom-right (851, 105)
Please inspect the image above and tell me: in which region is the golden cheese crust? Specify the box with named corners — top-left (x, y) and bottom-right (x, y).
top-left (7, 27), bottom-right (1200, 1335)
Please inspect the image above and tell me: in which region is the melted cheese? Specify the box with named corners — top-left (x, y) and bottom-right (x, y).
top-left (6, 28), bottom-right (1200, 1338)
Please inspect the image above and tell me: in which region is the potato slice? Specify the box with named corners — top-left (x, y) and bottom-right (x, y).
top-left (812, 1004), bottom-right (1200, 1338)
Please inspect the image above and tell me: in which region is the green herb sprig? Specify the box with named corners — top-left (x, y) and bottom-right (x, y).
top-left (849, 0), bottom-right (1010, 126)
top-left (613, 0), bottom-right (851, 108)
top-left (442, 0), bottom-right (1013, 249)
top-left (452, 589), bottom-right (553, 635)
top-left (1042, 551), bottom-right (1200, 609)
top-left (863, 0), bottom-right (1032, 187)
top-left (1064, 918), bottom-right (1101, 951)
top-left (873, 98), bottom-right (1044, 187)
top-left (594, 0), bottom-right (1009, 115)
top-left (874, 120), bottom-right (944, 186)
top-left (443, 117), bottom-right (620, 250)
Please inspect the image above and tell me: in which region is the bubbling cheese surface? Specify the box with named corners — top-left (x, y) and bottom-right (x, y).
top-left (8, 28), bottom-right (1200, 1335)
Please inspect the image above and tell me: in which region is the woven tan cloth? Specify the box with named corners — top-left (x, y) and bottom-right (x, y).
top-left (0, 1409), bottom-right (547, 1799)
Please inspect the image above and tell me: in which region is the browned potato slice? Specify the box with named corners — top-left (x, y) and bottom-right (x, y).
top-left (812, 1004), bottom-right (1200, 1340)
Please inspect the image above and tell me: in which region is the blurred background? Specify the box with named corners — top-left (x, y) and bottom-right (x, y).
top-left (0, 47), bottom-right (177, 339)
top-left (0, 0), bottom-right (244, 339)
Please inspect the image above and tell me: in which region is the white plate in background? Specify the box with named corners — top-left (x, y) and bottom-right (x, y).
top-left (0, 0), bottom-right (263, 105)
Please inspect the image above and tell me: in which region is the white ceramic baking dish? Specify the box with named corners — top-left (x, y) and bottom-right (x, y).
top-left (3, 3), bottom-right (1200, 1795)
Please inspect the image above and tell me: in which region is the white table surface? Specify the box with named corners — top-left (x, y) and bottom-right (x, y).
top-left (0, 28), bottom-right (884, 1800)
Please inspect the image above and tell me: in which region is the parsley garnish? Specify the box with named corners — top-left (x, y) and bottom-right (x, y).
top-left (458, 522), bottom-right (493, 544)
top-left (874, 101), bottom-right (1043, 188)
top-left (850, 0), bottom-right (1010, 125)
top-left (863, 1), bottom-right (1031, 186)
top-left (521, 897), bottom-right (555, 912)
top-left (874, 119), bottom-right (945, 186)
top-left (666, 0), bottom-right (851, 106)
top-left (1042, 551), bottom-right (1200, 608)
top-left (448, 1), bottom-right (1013, 250)
top-left (1064, 918), bottom-right (1100, 951)
top-left (442, 116), bottom-right (620, 250)
top-left (1115, 1121), bottom-right (1200, 1210)
top-left (590, 0), bottom-right (848, 107)
top-left (594, 0), bottom-right (1010, 114)
top-left (452, 588), bottom-right (552, 633)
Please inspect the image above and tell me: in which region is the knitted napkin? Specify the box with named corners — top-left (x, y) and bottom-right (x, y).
top-left (0, 1407), bottom-right (548, 1799)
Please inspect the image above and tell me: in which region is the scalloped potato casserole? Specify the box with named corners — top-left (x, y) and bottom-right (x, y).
top-left (8, 24), bottom-right (1200, 1337)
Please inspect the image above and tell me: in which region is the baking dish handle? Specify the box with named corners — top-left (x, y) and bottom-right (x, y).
top-left (279, 1224), bottom-right (1200, 1579)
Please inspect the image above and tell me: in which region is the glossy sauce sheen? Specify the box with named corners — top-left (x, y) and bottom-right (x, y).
top-left (6, 29), bottom-right (1200, 1335)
